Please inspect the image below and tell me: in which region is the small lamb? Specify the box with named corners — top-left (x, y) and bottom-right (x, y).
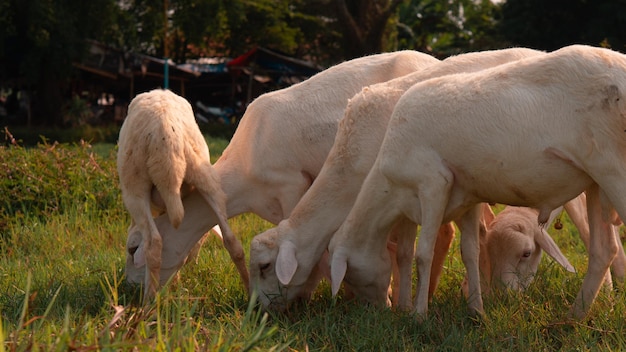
top-left (465, 194), bottom-right (625, 296)
top-left (464, 204), bottom-right (575, 296)
top-left (117, 89), bottom-right (248, 300)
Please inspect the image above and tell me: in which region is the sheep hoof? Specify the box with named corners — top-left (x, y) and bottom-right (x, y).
top-left (468, 307), bottom-right (485, 323)
top-left (414, 311), bottom-right (428, 324)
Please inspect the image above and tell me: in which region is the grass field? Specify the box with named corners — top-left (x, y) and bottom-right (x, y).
top-left (1, 134), bottom-right (626, 351)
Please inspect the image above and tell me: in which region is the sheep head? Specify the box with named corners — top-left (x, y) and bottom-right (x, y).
top-left (249, 226), bottom-right (325, 310)
top-left (487, 207), bottom-right (575, 290)
top-left (329, 244), bottom-right (392, 308)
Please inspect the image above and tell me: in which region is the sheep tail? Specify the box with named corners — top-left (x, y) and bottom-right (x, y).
top-left (159, 188), bottom-right (184, 229)
top-left (147, 130), bottom-right (186, 229)
top-left (150, 168), bottom-right (184, 228)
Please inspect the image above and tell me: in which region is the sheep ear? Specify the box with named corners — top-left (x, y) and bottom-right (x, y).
top-left (330, 253), bottom-right (347, 296)
top-left (537, 228), bottom-right (576, 273)
top-left (210, 225), bottom-right (223, 240)
top-left (133, 245), bottom-right (146, 267)
top-left (481, 203), bottom-right (496, 227)
top-left (276, 241), bottom-right (298, 285)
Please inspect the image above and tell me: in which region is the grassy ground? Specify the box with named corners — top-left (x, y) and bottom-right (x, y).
top-left (1, 135), bottom-right (626, 351)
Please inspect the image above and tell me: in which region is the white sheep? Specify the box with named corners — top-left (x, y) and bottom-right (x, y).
top-left (117, 89), bottom-right (248, 300)
top-left (328, 44), bottom-right (626, 320)
top-left (123, 51), bottom-right (441, 289)
top-left (248, 47), bottom-right (545, 311)
top-left (466, 194), bottom-right (625, 296)
top-left (462, 203), bottom-right (574, 297)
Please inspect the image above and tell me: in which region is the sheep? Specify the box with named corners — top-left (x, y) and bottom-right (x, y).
top-left (465, 194), bottom-right (625, 297)
top-left (462, 203), bottom-right (575, 297)
top-left (248, 47), bottom-right (545, 311)
top-left (123, 51), bottom-right (441, 289)
top-left (328, 44), bottom-right (626, 320)
top-left (117, 89), bottom-right (248, 300)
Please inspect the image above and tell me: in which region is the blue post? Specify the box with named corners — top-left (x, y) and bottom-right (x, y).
top-left (164, 57), bottom-right (169, 89)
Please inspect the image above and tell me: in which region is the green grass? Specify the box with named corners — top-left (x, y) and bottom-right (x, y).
top-left (2, 135), bottom-right (626, 351)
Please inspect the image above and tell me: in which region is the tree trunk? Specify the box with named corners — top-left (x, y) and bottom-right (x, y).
top-left (334, 0), bottom-right (405, 58)
top-left (36, 63), bottom-right (64, 127)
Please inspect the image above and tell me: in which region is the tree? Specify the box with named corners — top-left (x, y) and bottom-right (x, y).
top-left (1, 0), bottom-right (123, 126)
top-left (0, 0), bottom-right (507, 126)
top-left (333, 0), bottom-right (406, 58)
top-left (396, 0), bottom-right (504, 58)
top-left (499, 0), bottom-right (626, 52)
top-left (166, 0), bottom-right (328, 62)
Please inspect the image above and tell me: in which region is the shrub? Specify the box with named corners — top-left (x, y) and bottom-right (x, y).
top-left (0, 134), bottom-right (121, 234)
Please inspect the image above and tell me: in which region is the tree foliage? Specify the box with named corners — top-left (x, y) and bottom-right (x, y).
top-left (0, 0), bottom-right (122, 125)
top-left (499, 0), bottom-right (626, 52)
top-left (396, 0), bottom-right (503, 57)
top-left (5, 0), bottom-right (626, 126)
top-left (165, 0), bottom-right (327, 62)
top-left (332, 0), bottom-right (405, 58)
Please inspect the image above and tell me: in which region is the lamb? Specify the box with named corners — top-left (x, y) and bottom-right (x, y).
top-left (248, 47), bottom-right (546, 311)
top-left (328, 45), bottom-right (626, 320)
top-left (467, 194), bottom-right (625, 296)
top-left (463, 203), bottom-right (575, 297)
top-left (117, 89), bottom-right (248, 300)
top-left (123, 51), bottom-right (441, 289)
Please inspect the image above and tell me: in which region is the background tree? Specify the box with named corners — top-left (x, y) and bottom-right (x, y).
top-left (16, 0), bottom-right (626, 127)
top-left (0, 0), bottom-right (507, 126)
top-left (332, 0), bottom-right (405, 58)
top-left (396, 0), bottom-right (504, 58)
top-left (499, 0), bottom-right (626, 52)
top-left (0, 0), bottom-right (123, 126)
top-left (166, 0), bottom-right (329, 63)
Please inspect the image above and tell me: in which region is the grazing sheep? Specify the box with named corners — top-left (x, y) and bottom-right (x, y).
top-left (248, 47), bottom-right (545, 311)
top-left (328, 45), bottom-right (626, 319)
top-left (462, 203), bottom-right (575, 297)
top-left (124, 51), bottom-right (441, 289)
top-left (117, 89), bottom-right (248, 300)
top-left (465, 194), bottom-right (626, 297)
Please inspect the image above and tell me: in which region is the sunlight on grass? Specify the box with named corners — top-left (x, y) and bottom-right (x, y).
top-left (2, 135), bottom-right (626, 350)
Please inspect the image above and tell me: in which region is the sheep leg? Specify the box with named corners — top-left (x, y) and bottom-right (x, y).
top-left (477, 205), bottom-right (493, 296)
top-left (570, 185), bottom-right (618, 319)
top-left (429, 222), bottom-right (456, 301)
top-left (387, 238), bottom-right (399, 306)
top-left (385, 217), bottom-right (455, 310)
top-left (192, 163), bottom-right (250, 293)
top-left (564, 194), bottom-right (614, 288)
top-left (202, 206), bottom-right (249, 294)
top-left (460, 204), bottom-right (495, 298)
top-left (219, 219), bottom-right (250, 293)
top-left (609, 226), bottom-right (626, 282)
top-left (456, 204), bottom-right (484, 317)
top-left (124, 192), bottom-right (162, 301)
top-left (144, 221), bottom-right (163, 301)
top-left (411, 169), bottom-right (454, 318)
top-left (387, 217), bottom-right (417, 310)
top-left (121, 171), bottom-right (163, 301)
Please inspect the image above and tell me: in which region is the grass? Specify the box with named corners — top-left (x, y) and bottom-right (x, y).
top-left (2, 132), bottom-right (626, 350)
